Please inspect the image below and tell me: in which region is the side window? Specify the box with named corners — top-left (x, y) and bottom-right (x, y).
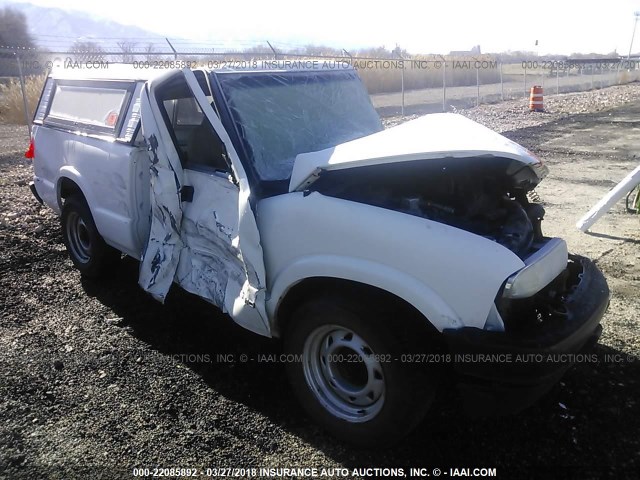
top-left (157, 75), bottom-right (229, 172)
top-left (176, 97), bottom-right (204, 126)
top-left (33, 78), bottom-right (54, 124)
top-left (118, 82), bottom-right (144, 144)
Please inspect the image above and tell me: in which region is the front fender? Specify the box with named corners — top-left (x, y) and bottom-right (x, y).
top-left (267, 254), bottom-right (463, 332)
top-left (258, 192), bottom-right (525, 332)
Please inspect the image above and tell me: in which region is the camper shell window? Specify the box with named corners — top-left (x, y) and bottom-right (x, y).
top-left (44, 80), bottom-right (135, 137)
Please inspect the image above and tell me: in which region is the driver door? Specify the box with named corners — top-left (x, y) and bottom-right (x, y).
top-left (138, 69), bottom-right (269, 336)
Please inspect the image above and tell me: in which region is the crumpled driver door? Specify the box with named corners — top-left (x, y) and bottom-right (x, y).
top-left (138, 69), bottom-right (269, 336)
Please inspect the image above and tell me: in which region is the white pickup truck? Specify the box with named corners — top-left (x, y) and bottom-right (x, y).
top-left (28, 64), bottom-right (609, 446)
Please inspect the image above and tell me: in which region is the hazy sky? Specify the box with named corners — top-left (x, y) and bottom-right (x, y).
top-left (9, 0), bottom-right (640, 55)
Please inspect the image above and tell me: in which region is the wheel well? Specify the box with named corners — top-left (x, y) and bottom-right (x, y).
top-left (57, 177), bottom-right (84, 209)
top-left (275, 277), bottom-right (441, 342)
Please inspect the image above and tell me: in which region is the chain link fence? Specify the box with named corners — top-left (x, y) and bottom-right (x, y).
top-left (2, 47), bottom-right (640, 126)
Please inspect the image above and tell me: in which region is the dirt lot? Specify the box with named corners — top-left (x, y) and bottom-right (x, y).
top-left (1, 88), bottom-right (640, 479)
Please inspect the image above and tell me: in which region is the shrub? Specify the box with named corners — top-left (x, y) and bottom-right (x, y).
top-left (0, 75), bottom-right (46, 125)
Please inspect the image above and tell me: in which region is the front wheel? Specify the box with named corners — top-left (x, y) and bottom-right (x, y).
top-left (61, 195), bottom-right (120, 278)
top-left (284, 295), bottom-right (438, 447)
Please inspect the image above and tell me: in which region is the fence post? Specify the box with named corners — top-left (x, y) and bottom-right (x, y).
top-left (394, 52), bottom-right (405, 117)
top-left (476, 66), bottom-right (480, 106)
top-left (267, 41), bottom-right (278, 60)
top-left (579, 66), bottom-right (583, 91)
top-left (400, 64), bottom-right (405, 116)
top-left (524, 65), bottom-right (527, 98)
top-left (499, 61), bottom-right (504, 101)
top-left (556, 67), bottom-right (559, 95)
top-left (442, 57), bottom-right (447, 112)
top-left (15, 52), bottom-right (31, 136)
top-left (165, 38), bottom-right (178, 60)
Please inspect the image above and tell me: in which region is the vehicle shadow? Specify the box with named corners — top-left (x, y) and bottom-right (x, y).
top-left (81, 257), bottom-right (640, 473)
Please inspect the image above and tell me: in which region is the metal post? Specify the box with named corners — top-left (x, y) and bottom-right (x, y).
top-left (556, 67), bottom-right (559, 95)
top-left (401, 64), bottom-right (405, 116)
top-left (628, 12), bottom-right (640, 60)
top-left (524, 66), bottom-right (527, 98)
top-left (267, 41), bottom-right (278, 60)
top-left (442, 57), bottom-right (447, 112)
top-left (476, 67), bottom-right (480, 106)
top-left (394, 51), bottom-right (405, 117)
top-left (499, 62), bottom-right (504, 101)
top-left (165, 38), bottom-right (178, 60)
top-left (15, 53), bottom-right (31, 136)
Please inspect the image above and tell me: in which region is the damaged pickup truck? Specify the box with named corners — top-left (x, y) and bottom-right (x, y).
top-left (29, 64), bottom-right (609, 446)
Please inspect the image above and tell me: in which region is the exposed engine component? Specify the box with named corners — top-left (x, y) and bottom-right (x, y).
top-left (398, 192), bottom-right (538, 257)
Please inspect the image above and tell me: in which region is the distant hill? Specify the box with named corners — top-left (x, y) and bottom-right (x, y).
top-left (0, 0), bottom-right (168, 52)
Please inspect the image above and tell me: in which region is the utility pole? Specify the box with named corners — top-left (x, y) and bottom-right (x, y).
top-left (628, 12), bottom-right (640, 60)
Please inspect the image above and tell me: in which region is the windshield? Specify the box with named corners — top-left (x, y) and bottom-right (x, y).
top-left (216, 70), bottom-right (383, 181)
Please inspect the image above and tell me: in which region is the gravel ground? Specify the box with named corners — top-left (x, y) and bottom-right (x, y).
top-left (2, 84), bottom-right (640, 479)
top-left (383, 82), bottom-right (640, 131)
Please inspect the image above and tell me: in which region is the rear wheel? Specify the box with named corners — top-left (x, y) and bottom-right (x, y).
top-left (61, 194), bottom-right (120, 278)
top-left (284, 294), bottom-right (438, 447)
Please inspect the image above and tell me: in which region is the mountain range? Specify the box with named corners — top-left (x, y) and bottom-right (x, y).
top-left (0, 0), bottom-right (174, 52)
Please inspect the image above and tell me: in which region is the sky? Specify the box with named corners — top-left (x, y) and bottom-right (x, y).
top-left (7, 0), bottom-right (640, 55)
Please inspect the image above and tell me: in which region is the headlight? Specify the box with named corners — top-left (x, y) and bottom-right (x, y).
top-left (502, 238), bottom-right (568, 299)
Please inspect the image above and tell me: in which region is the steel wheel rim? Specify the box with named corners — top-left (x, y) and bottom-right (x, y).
top-left (302, 324), bottom-right (385, 423)
top-left (66, 211), bottom-right (92, 263)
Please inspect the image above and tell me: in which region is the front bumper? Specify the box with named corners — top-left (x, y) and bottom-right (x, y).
top-left (443, 255), bottom-right (609, 415)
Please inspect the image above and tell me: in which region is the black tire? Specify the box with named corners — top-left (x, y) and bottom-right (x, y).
top-left (61, 194), bottom-right (120, 278)
top-left (284, 294), bottom-right (439, 447)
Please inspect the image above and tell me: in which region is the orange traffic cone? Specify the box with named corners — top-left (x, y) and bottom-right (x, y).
top-left (529, 86), bottom-right (543, 112)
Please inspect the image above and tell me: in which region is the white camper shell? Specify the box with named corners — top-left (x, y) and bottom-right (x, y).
top-left (29, 64), bottom-right (609, 446)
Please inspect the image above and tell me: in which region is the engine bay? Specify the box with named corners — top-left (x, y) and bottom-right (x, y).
top-left (310, 156), bottom-right (546, 258)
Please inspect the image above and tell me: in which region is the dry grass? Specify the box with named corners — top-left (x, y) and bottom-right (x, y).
top-left (359, 60), bottom-right (500, 94)
top-left (0, 75), bottom-right (46, 125)
top-left (359, 66), bottom-right (501, 94)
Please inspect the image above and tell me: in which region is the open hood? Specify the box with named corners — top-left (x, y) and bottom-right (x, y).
top-left (289, 113), bottom-right (546, 192)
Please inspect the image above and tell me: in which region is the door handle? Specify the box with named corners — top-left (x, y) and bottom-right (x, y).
top-left (180, 185), bottom-right (194, 202)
